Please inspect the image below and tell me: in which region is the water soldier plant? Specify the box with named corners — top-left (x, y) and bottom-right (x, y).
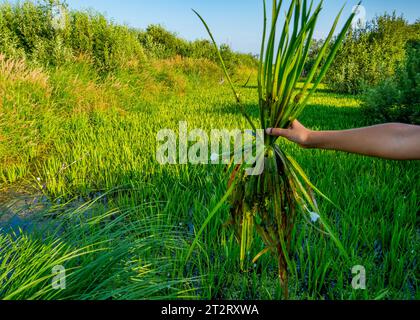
top-left (188, 0), bottom-right (360, 298)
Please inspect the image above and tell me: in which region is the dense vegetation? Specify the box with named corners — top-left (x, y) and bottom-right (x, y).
top-left (0, 0), bottom-right (418, 300)
top-left (326, 13), bottom-right (420, 95)
top-left (308, 13), bottom-right (420, 124)
top-left (362, 40), bottom-right (420, 124)
top-left (0, 0), bottom-right (257, 72)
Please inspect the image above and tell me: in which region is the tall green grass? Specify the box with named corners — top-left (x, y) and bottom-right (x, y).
top-left (0, 193), bottom-right (196, 300)
top-left (0, 0), bottom-right (418, 300)
top-left (1, 57), bottom-right (418, 299)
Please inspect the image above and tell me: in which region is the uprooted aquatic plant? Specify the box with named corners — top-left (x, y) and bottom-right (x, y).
top-left (187, 0), bottom-right (360, 298)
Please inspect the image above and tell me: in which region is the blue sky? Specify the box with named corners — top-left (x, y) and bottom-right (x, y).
top-left (5, 1), bottom-right (420, 53)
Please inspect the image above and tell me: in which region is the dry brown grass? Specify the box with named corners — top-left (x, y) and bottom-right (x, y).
top-left (156, 55), bottom-right (220, 79)
top-left (68, 78), bottom-right (113, 113)
top-left (0, 54), bottom-right (49, 89)
top-left (146, 55), bottom-right (224, 98)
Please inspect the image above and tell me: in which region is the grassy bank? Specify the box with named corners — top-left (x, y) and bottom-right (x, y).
top-left (1, 0), bottom-right (418, 301)
top-left (0, 50), bottom-right (418, 299)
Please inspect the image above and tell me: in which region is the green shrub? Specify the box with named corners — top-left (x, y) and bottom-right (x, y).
top-left (189, 39), bottom-right (217, 61)
top-left (137, 24), bottom-right (256, 71)
top-left (0, 4), bottom-right (25, 58)
top-left (138, 24), bottom-right (190, 59)
top-left (0, 1), bottom-right (146, 71)
top-left (301, 39), bottom-right (329, 80)
top-left (0, 0), bottom-right (255, 74)
top-left (0, 0), bottom-right (58, 63)
top-left (326, 13), bottom-right (420, 94)
top-left (67, 11), bottom-right (146, 72)
top-left (362, 40), bottom-right (420, 124)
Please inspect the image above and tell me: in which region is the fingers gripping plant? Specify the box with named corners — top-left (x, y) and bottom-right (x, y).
top-left (188, 0), bottom-right (359, 298)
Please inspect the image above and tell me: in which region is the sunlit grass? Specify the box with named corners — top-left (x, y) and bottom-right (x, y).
top-left (0, 49), bottom-right (418, 300)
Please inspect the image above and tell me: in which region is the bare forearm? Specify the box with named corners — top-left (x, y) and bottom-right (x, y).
top-left (306, 123), bottom-right (420, 160)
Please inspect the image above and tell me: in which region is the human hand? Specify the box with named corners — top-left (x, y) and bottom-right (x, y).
top-left (266, 120), bottom-right (312, 148)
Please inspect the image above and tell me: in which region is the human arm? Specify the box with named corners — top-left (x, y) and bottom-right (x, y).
top-left (267, 120), bottom-right (420, 160)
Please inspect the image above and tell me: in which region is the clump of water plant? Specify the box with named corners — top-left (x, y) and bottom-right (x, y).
top-left (188, 0), bottom-right (360, 298)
